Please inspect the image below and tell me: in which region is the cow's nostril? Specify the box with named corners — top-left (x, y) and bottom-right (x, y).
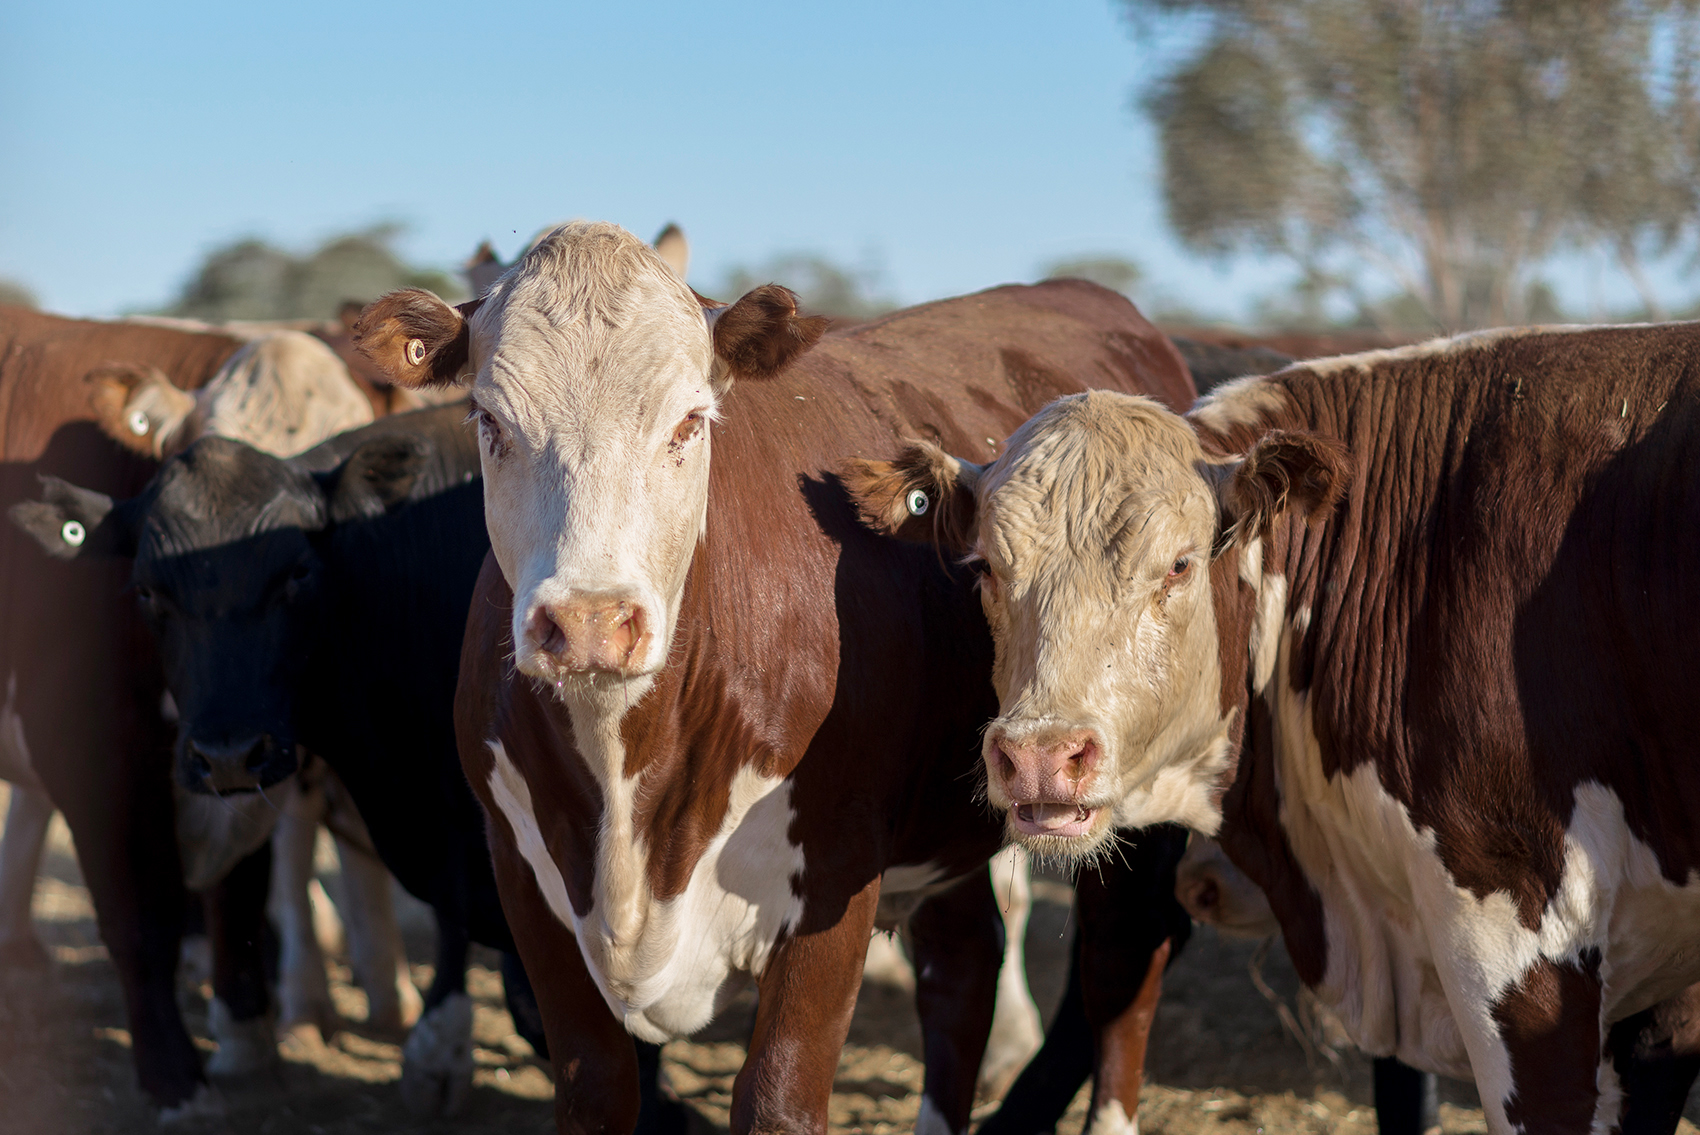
top-left (528, 608), bottom-right (568, 658)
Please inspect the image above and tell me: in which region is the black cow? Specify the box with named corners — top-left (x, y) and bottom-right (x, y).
top-left (12, 405), bottom-right (680, 1127)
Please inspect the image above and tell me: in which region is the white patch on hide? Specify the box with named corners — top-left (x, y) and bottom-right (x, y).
top-left (484, 737), bottom-right (806, 1043)
top-left (1092, 1099), bottom-right (1138, 1135)
top-left (1266, 615), bottom-right (1700, 1133)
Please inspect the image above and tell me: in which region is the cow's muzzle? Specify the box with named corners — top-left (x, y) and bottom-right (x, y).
top-left (180, 733), bottom-right (296, 795)
top-left (984, 727), bottom-right (1106, 839)
top-left (524, 592), bottom-right (654, 678)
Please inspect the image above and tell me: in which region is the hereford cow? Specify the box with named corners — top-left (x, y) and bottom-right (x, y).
top-left (846, 324), bottom-right (1700, 1133)
top-left (350, 221), bottom-right (1196, 1134)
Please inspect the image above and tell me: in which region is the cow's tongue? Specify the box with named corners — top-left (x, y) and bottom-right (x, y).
top-left (1015, 803), bottom-right (1091, 831)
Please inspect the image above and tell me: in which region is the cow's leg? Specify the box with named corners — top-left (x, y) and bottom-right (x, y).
top-left (1073, 824), bottom-right (1192, 1135)
top-left (1455, 950), bottom-right (1609, 1134)
top-left (978, 846), bottom-right (1044, 1101)
top-left (270, 774), bottom-right (335, 1036)
top-left (399, 912), bottom-right (474, 1116)
top-left (332, 836), bottom-right (419, 1031)
top-left (1608, 984), bottom-right (1700, 1135)
top-left (731, 876), bottom-right (882, 1134)
top-left (484, 836), bottom-right (643, 1135)
top-left (204, 839), bottom-right (277, 1076)
top-left (975, 926), bottom-right (1094, 1135)
top-left (44, 739), bottom-right (206, 1112)
top-left (1372, 1057), bottom-right (1440, 1135)
top-left (0, 785), bottom-right (53, 969)
top-left (907, 869), bottom-right (1005, 1135)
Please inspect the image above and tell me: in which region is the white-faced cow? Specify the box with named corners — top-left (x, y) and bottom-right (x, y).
top-left (847, 324), bottom-right (1700, 1134)
top-left (352, 221), bottom-right (1197, 1134)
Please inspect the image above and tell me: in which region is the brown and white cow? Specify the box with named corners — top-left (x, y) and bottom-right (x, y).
top-left (847, 323), bottom-right (1700, 1133)
top-left (353, 221), bottom-right (1195, 1134)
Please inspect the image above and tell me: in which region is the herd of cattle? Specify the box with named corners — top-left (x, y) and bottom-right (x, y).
top-left (1, 219), bottom-right (1697, 1135)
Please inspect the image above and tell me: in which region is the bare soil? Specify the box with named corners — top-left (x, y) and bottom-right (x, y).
top-left (0, 785), bottom-right (1692, 1135)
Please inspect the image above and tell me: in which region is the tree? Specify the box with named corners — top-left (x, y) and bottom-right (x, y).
top-left (0, 279), bottom-right (37, 308)
top-left (1042, 255), bottom-right (1144, 295)
top-left (1126, 0), bottom-right (1700, 329)
top-left (713, 253), bottom-right (896, 321)
top-left (166, 225), bottom-right (463, 322)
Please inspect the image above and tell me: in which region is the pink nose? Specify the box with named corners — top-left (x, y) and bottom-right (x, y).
top-left (986, 729), bottom-right (1100, 805)
top-left (527, 594), bottom-right (652, 675)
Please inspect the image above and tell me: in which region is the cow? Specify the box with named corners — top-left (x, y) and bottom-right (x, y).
top-left (0, 321), bottom-right (427, 1072)
top-left (0, 304), bottom-right (249, 1113)
top-left (844, 323), bottom-right (1700, 1133)
top-left (10, 404), bottom-right (697, 1125)
top-left (348, 220), bottom-right (1198, 1134)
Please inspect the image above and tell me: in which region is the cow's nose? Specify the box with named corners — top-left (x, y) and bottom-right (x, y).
top-left (987, 729), bottom-right (1101, 803)
top-left (527, 593), bottom-right (652, 676)
top-left (184, 735), bottom-right (271, 794)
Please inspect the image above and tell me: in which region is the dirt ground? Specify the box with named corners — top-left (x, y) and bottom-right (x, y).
top-left (0, 784), bottom-right (1693, 1135)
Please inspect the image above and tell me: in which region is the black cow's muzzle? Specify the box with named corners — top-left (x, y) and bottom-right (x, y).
top-left (178, 733), bottom-right (297, 795)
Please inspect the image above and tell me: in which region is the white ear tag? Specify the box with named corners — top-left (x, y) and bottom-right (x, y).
top-left (906, 489), bottom-right (929, 516)
top-left (61, 520), bottom-right (86, 548)
top-left (406, 339), bottom-right (427, 365)
top-left (127, 409), bottom-right (150, 436)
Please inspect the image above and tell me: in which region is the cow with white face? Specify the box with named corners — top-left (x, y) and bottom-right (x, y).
top-left (355, 222), bottom-right (1202, 1134)
top-left (847, 327), bottom-right (1700, 1134)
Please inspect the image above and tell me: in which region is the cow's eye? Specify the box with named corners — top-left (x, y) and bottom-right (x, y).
top-left (674, 412), bottom-right (704, 443)
top-left (1169, 556), bottom-right (1191, 579)
top-left (973, 562), bottom-right (1002, 602)
top-left (134, 585), bottom-right (154, 603)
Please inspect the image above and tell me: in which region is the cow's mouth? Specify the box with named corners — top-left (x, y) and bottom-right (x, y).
top-left (1012, 802), bottom-right (1098, 838)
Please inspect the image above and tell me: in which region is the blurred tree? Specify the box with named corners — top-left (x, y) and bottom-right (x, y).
top-left (1126, 0), bottom-right (1700, 329)
top-left (715, 253), bottom-right (896, 321)
top-left (1042, 255), bottom-right (1144, 294)
top-left (166, 225), bottom-right (463, 322)
top-left (0, 279), bottom-right (37, 308)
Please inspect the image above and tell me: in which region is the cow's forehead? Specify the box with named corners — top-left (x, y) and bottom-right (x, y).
top-left (469, 222), bottom-right (710, 412)
top-left (982, 392), bottom-right (1214, 568)
top-left (142, 441), bottom-right (321, 557)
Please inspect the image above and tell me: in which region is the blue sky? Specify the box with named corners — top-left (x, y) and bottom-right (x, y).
top-left (0, 0), bottom-right (1682, 321)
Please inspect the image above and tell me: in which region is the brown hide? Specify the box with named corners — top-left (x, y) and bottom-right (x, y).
top-left (456, 280), bottom-right (1194, 1127)
top-left (0, 304), bottom-right (243, 1107)
top-left (1194, 322), bottom-right (1700, 1123)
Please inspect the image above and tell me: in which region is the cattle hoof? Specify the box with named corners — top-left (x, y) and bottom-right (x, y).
top-left (157, 1083), bottom-right (224, 1125)
top-left (205, 997), bottom-right (278, 1076)
top-left (399, 992), bottom-right (474, 1116)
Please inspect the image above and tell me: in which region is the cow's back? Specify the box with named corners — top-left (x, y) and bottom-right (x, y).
top-left (810, 280), bottom-right (1194, 464)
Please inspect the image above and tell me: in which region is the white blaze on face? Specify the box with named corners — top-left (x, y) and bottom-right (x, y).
top-left (464, 224), bottom-right (718, 684)
top-left (970, 393), bottom-right (1237, 861)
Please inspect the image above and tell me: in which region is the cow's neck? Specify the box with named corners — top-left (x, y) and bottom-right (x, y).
top-left (550, 456), bottom-right (829, 994)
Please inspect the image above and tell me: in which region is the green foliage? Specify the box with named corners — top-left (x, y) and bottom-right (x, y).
top-left (0, 279), bottom-right (37, 308)
top-left (166, 224), bottom-right (464, 322)
top-left (1042, 255), bottom-right (1144, 294)
top-left (1126, 0), bottom-right (1700, 329)
top-left (713, 253), bottom-right (896, 321)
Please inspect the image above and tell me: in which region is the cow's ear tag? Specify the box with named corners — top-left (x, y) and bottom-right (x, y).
top-left (406, 339), bottom-right (427, 366)
top-left (906, 489), bottom-right (929, 517)
top-left (60, 520), bottom-right (86, 548)
top-left (127, 409), bottom-right (150, 436)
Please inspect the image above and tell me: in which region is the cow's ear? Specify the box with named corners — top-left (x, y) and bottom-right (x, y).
top-left (843, 442), bottom-right (985, 555)
top-left (87, 364), bottom-right (197, 458)
top-left (652, 223), bottom-right (689, 280)
top-left (1207, 430), bottom-right (1351, 548)
top-left (323, 434), bottom-right (432, 522)
top-left (352, 290), bottom-right (484, 388)
top-left (705, 285), bottom-right (829, 391)
top-left (8, 476), bottom-right (141, 560)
